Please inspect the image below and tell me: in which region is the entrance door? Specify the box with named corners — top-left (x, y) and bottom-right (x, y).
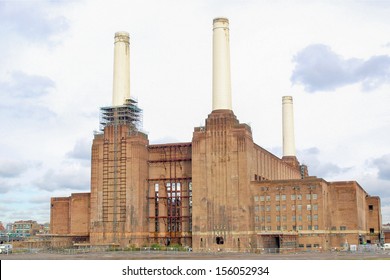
top-left (275, 236), bottom-right (281, 248)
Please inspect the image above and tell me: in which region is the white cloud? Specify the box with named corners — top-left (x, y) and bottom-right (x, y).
top-left (0, 71), bottom-right (55, 98)
top-left (0, 159), bottom-right (29, 178)
top-left (34, 161), bottom-right (90, 192)
top-left (297, 147), bottom-right (353, 179)
top-left (66, 138), bottom-right (92, 161)
top-left (291, 44), bottom-right (390, 92)
top-left (0, 180), bottom-right (19, 194)
top-left (0, 1), bottom-right (69, 43)
top-left (371, 154), bottom-right (390, 181)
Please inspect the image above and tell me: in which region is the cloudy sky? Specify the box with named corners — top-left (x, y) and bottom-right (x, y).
top-left (0, 0), bottom-right (389, 225)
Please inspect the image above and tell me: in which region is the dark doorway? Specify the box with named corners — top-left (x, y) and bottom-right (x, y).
top-left (275, 236), bottom-right (281, 248)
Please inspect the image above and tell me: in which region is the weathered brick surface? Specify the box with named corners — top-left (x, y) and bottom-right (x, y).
top-left (50, 197), bottom-right (70, 234)
top-left (70, 193), bottom-right (90, 235)
top-left (89, 125), bottom-right (149, 247)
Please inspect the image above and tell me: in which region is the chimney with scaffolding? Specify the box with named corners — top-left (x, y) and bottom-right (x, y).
top-left (89, 31), bottom-right (149, 247)
top-left (99, 31), bottom-right (143, 132)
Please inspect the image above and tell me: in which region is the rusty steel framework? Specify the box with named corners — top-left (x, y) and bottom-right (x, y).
top-left (147, 143), bottom-right (192, 246)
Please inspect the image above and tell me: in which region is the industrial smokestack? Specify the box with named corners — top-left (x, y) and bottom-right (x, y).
top-left (282, 96), bottom-right (296, 157)
top-left (112, 31), bottom-right (130, 106)
top-left (212, 17), bottom-right (232, 111)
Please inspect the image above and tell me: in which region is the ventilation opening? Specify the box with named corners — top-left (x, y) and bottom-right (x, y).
top-left (216, 236), bottom-right (224, 245)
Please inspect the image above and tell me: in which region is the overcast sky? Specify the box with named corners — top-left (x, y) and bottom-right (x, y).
top-left (0, 0), bottom-right (389, 225)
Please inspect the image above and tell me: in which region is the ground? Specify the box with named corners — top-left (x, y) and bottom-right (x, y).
top-left (1, 250), bottom-right (390, 260)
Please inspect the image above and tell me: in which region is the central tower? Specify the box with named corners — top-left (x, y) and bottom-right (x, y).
top-left (192, 18), bottom-right (255, 251)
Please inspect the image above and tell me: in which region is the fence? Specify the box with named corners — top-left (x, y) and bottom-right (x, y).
top-left (7, 244), bottom-right (389, 256)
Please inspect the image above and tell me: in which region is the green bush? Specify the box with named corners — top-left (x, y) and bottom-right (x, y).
top-left (150, 243), bottom-right (163, 250)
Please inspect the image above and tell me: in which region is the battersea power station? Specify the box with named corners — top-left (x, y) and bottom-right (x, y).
top-left (50, 18), bottom-right (382, 252)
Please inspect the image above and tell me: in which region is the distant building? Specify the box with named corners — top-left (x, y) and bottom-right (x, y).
top-left (383, 223), bottom-right (390, 243)
top-left (6, 223), bottom-right (13, 233)
top-left (38, 223), bottom-right (50, 234)
top-left (0, 222), bottom-right (5, 232)
top-left (13, 220), bottom-right (40, 236)
top-left (50, 18), bottom-right (382, 252)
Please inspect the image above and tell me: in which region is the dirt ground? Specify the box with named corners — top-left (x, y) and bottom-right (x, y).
top-left (2, 250), bottom-right (390, 260)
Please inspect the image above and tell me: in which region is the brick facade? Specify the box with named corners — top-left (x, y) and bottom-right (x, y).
top-left (50, 193), bottom-right (90, 236)
top-left (50, 109), bottom-right (381, 251)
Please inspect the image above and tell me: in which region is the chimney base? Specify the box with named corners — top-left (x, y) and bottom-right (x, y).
top-left (282, 155), bottom-right (300, 169)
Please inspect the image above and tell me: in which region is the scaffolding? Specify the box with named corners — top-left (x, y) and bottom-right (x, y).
top-left (99, 98), bottom-right (142, 131)
top-left (146, 143), bottom-right (192, 247)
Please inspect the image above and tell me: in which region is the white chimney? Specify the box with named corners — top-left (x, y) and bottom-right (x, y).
top-left (112, 31), bottom-right (130, 106)
top-left (282, 96), bottom-right (296, 157)
top-left (212, 17), bottom-right (232, 111)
